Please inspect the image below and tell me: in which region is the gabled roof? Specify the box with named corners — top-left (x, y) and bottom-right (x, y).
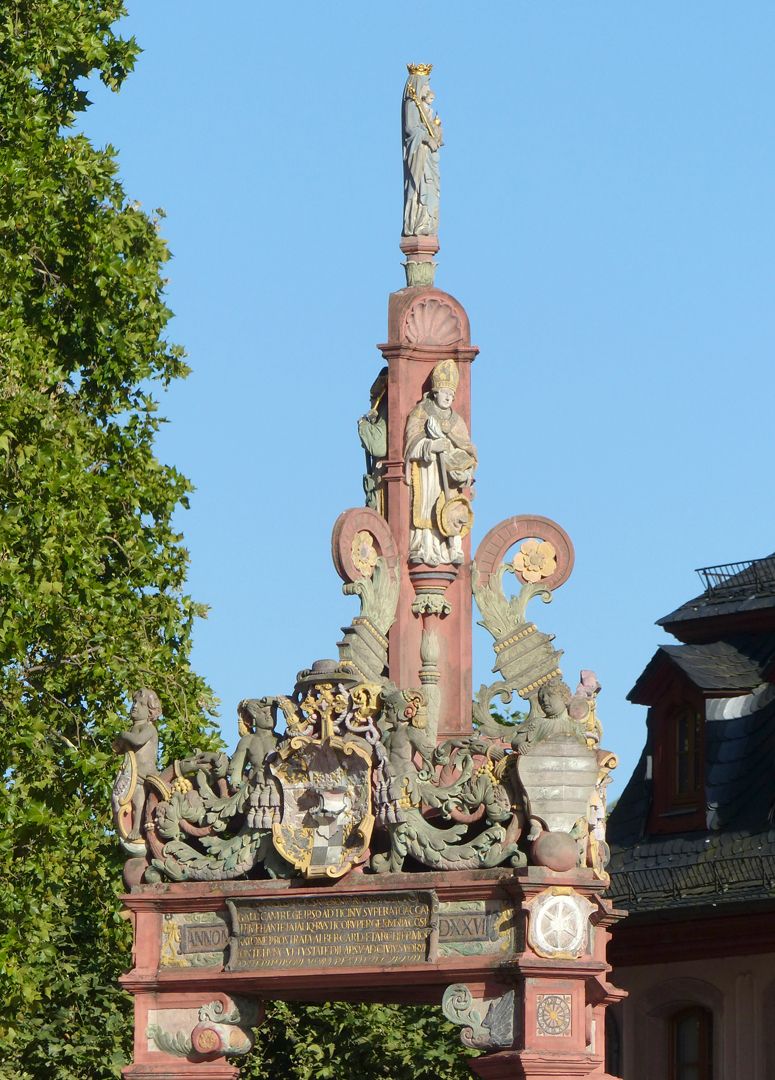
top-left (628, 635), bottom-right (775, 704)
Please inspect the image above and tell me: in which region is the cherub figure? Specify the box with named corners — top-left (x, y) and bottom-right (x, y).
top-left (512, 680), bottom-right (585, 756)
top-left (112, 688), bottom-right (161, 841)
top-left (568, 669), bottom-right (603, 748)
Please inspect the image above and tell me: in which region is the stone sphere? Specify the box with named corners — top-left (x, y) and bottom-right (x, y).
top-left (532, 831), bottom-right (578, 872)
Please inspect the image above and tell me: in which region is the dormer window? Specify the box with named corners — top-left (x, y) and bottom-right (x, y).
top-left (672, 705), bottom-right (703, 805)
top-left (646, 694), bottom-right (706, 834)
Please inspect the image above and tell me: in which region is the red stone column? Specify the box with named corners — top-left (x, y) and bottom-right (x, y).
top-left (465, 876), bottom-right (625, 1079)
top-left (379, 285), bottom-right (478, 741)
top-left (121, 908), bottom-right (253, 1080)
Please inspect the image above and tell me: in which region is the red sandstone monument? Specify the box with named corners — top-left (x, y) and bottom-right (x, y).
top-left (113, 64), bottom-right (624, 1079)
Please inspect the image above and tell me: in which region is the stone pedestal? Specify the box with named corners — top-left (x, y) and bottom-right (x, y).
top-left (400, 234), bottom-right (439, 286)
top-left (469, 1053), bottom-right (620, 1078)
top-left (124, 1062), bottom-right (239, 1079)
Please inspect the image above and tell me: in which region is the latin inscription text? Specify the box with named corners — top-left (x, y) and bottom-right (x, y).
top-left (227, 893), bottom-right (434, 971)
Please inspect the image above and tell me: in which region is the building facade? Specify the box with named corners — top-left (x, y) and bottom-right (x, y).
top-left (607, 554), bottom-right (775, 1079)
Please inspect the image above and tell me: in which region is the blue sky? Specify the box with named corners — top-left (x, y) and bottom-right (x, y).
top-left (81, 2), bottom-right (774, 795)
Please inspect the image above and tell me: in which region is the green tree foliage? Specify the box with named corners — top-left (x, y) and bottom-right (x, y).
top-left (0, 5), bottom-right (473, 1078)
top-left (242, 1001), bottom-right (475, 1080)
top-left (0, 3), bottom-right (219, 1075)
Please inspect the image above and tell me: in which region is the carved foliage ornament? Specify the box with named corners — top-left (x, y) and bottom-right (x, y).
top-left (147, 996), bottom-right (261, 1058)
top-left (442, 983), bottom-right (515, 1049)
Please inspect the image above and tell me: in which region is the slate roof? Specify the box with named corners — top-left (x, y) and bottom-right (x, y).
top-left (608, 688), bottom-right (775, 913)
top-left (609, 554), bottom-right (775, 915)
top-left (659, 554), bottom-right (775, 628)
top-left (629, 635), bottom-right (775, 702)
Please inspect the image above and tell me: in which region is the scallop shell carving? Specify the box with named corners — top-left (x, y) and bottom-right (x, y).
top-left (403, 297), bottom-right (463, 346)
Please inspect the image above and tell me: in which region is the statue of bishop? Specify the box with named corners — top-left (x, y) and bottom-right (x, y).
top-left (404, 359), bottom-right (476, 567)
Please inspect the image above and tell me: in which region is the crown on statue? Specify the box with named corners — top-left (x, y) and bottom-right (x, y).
top-left (407, 63), bottom-right (433, 77)
top-left (431, 358), bottom-right (459, 392)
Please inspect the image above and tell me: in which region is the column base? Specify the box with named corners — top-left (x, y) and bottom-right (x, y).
top-left (469, 1050), bottom-right (608, 1079)
top-left (123, 1064), bottom-right (239, 1079)
top-left (400, 234), bottom-right (439, 286)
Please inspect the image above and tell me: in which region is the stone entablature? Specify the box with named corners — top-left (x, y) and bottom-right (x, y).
top-left (121, 868), bottom-right (622, 1079)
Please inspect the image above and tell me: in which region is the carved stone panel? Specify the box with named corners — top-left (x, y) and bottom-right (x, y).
top-left (535, 993), bottom-right (572, 1038)
top-left (160, 911), bottom-right (229, 969)
top-left (226, 891), bottom-right (437, 971)
top-left (526, 887), bottom-right (595, 960)
top-left (437, 899), bottom-right (519, 957)
top-left (517, 738), bottom-right (599, 834)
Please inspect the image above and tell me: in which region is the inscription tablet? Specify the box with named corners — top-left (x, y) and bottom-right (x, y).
top-left (226, 891), bottom-right (437, 971)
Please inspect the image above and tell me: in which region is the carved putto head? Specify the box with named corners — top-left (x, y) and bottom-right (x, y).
top-left (131, 687), bottom-right (161, 724)
top-left (237, 698), bottom-right (274, 736)
top-left (382, 684), bottom-right (427, 729)
top-left (537, 680), bottom-right (571, 719)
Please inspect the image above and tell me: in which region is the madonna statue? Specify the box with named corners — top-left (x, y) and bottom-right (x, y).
top-left (402, 64), bottom-right (443, 237)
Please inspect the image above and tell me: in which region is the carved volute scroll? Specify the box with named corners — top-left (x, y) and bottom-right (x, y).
top-left (473, 515), bottom-right (575, 594)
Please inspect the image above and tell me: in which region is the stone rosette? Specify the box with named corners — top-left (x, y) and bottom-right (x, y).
top-left (512, 539), bottom-right (557, 583)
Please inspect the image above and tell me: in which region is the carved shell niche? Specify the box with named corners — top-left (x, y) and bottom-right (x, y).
top-left (403, 296), bottom-right (463, 346)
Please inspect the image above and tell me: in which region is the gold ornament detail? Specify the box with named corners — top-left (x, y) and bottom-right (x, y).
top-left (407, 62), bottom-right (433, 76)
top-left (512, 539), bottom-right (557, 583)
top-left (299, 682), bottom-right (350, 739)
top-left (436, 493), bottom-right (473, 539)
top-left (350, 682), bottom-right (382, 722)
top-left (195, 1029), bottom-right (220, 1053)
top-left (351, 530), bottom-right (379, 578)
top-left (431, 357), bottom-right (459, 392)
top-left (160, 916), bottom-right (186, 968)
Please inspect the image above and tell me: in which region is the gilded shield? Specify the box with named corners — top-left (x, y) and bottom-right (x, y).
top-left (269, 735), bottom-right (374, 879)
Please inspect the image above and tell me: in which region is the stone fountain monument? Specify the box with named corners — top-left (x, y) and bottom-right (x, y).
top-left (114, 64), bottom-right (624, 1079)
